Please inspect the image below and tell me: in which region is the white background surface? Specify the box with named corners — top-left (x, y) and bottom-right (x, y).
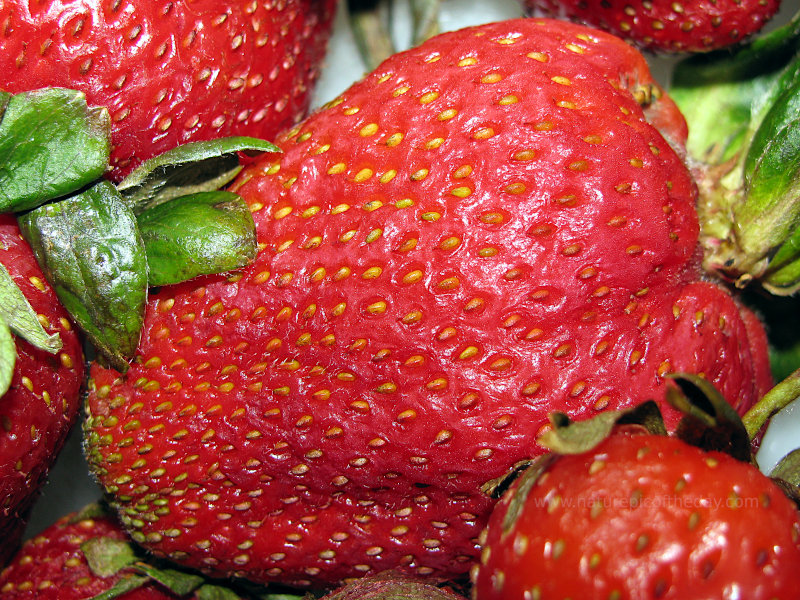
top-left (23, 0), bottom-right (799, 540)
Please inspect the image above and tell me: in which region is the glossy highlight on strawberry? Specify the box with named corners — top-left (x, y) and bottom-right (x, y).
top-left (85, 18), bottom-right (772, 588)
top-left (0, 0), bottom-right (338, 181)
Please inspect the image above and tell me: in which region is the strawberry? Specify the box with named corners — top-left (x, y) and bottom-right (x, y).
top-left (84, 17), bottom-right (772, 588)
top-left (471, 426), bottom-right (800, 599)
top-left (0, 0), bottom-right (338, 181)
top-left (523, 0), bottom-right (781, 52)
top-left (0, 214), bottom-right (84, 566)
top-left (0, 504), bottom-right (285, 599)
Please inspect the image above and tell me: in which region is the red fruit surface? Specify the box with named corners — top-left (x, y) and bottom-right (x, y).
top-left (524, 0), bottom-right (781, 52)
top-left (0, 508), bottom-right (175, 599)
top-left (84, 18), bottom-right (771, 588)
top-left (0, 215), bottom-right (84, 566)
top-left (472, 431), bottom-right (800, 599)
top-left (0, 0), bottom-right (338, 181)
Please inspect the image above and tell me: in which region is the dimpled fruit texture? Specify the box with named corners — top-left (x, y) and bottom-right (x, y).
top-left (0, 0), bottom-right (338, 181)
top-left (84, 19), bottom-right (772, 589)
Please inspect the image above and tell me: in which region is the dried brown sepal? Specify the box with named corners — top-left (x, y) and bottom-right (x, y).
top-left (666, 373), bottom-right (753, 463)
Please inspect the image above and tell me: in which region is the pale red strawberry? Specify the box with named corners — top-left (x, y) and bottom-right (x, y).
top-left (524, 0), bottom-right (781, 52)
top-left (0, 0), bottom-right (338, 181)
top-left (84, 18), bottom-right (771, 588)
top-left (472, 429), bottom-right (800, 599)
top-left (0, 214), bottom-right (84, 565)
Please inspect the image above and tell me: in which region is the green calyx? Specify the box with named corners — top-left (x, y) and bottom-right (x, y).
top-left (0, 86), bottom-right (279, 372)
top-left (672, 12), bottom-right (800, 295)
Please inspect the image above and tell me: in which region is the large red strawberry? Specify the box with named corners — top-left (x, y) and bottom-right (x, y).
top-left (0, 214), bottom-right (84, 565)
top-left (471, 426), bottom-right (800, 599)
top-left (84, 17), bottom-right (772, 589)
top-left (0, 0), bottom-right (337, 181)
top-left (523, 0), bottom-right (781, 52)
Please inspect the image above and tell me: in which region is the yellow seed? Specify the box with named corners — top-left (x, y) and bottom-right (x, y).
top-left (360, 123), bottom-right (379, 136)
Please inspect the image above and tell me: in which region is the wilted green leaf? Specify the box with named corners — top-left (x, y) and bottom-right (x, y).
top-left (117, 137), bottom-right (279, 215)
top-left (18, 180), bottom-right (148, 371)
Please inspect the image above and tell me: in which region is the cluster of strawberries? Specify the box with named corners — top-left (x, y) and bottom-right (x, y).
top-left (1, 1), bottom-right (799, 599)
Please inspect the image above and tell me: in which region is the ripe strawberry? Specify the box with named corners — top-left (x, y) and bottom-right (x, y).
top-left (0, 507), bottom-right (174, 599)
top-left (523, 0), bottom-right (781, 52)
top-left (471, 428), bottom-right (800, 599)
top-left (84, 18), bottom-right (772, 588)
top-left (0, 214), bottom-right (84, 566)
top-left (0, 504), bottom-right (278, 599)
top-left (0, 0), bottom-right (337, 181)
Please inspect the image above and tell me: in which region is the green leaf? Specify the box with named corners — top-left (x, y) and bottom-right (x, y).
top-left (732, 74), bottom-right (800, 281)
top-left (0, 262), bottom-right (62, 353)
top-left (137, 191), bottom-right (257, 286)
top-left (671, 12), bottom-right (800, 163)
top-left (0, 88), bottom-right (110, 212)
top-left (135, 563), bottom-right (204, 596)
top-left (0, 318), bottom-right (15, 397)
top-left (81, 537), bottom-right (138, 578)
top-left (117, 137), bottom-right (280, 215)
top-left (17, 180), bottom-right (148, 371)
top-left (88, 575), bottom-right (149, 600)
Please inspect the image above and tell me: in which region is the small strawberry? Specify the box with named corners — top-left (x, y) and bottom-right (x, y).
top-left (471, 416), bottom-right (800, 599)
top-left (84, 18), bottom-right (772, 588)
top-left (0, 214), bottom-right (84, 566)
top-left (0, 0), bottom-right (338, 181)
top-left (523, 0), bottom-right (781, 52)
top-left (0, 504), bottom-right (288, 599)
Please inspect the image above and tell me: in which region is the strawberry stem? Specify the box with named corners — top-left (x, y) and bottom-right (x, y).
top-left (743, 367), bottom-right (800, 439)
top-left (347, 0), bottom-right (396, 70)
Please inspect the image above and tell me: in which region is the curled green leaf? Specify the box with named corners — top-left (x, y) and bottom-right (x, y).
top-left (0, 88), bottom-right (110, 212)
top-left (18, 180), bottom-right (148, 372)
top-left (117, 137), bottom-right (280, 215)
top-left (0, 262), bottom-right (61, 353)
top-left (137, 191), bottom-right (257, 286)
